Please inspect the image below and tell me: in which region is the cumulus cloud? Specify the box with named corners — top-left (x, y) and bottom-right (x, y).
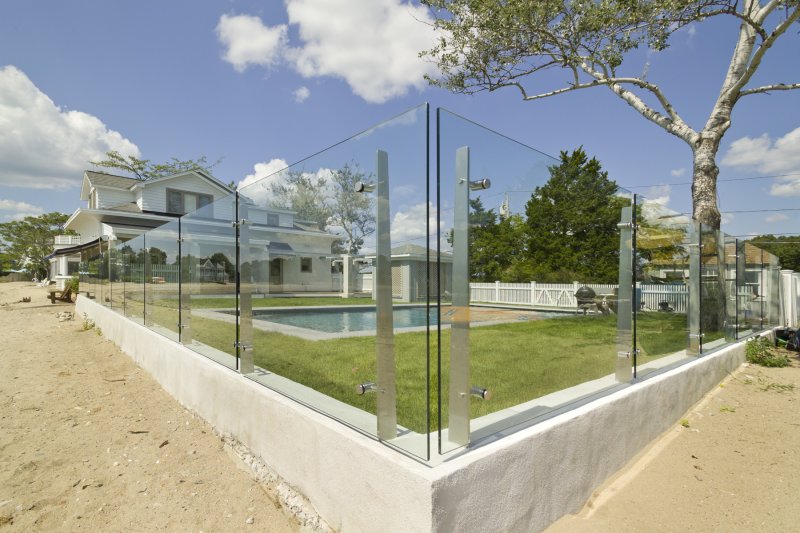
top-left (670, 168), bottom-right (687, 178)
top-left (721, 128), bottom-right (800, 195)
top-left (0, 198), bottom-right (44, 221)
top-left (0, 65), bottom-right (140, 189)
top-left (215, 14), bottom-right (287, 72)
top-left (765, 213), bottom-right (788, 223)
top-left (237, 158), bottom-right (290, 204)
top-left (293, 86), bottom-right (310, 103)
top-left (391, 201), bottom-right (436, 244)
top-left (216, 1), bottom-right (439, 103)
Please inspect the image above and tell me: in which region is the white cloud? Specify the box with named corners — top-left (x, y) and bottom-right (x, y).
top-left (670, 168), bottom-right (687, 178)
top-left (721, 128), bottom-right (800, 195)
top-left (216, 1), bottom-right (439, 103)
top-left (645, 185), bottom-right (671, 206)
top-left (722, 127), bottom-right (800, 178)
top-left (293, 86), bottom-right (310, 103)
top-left (720, 212), bottom-right (734, 226)
top-left (765, 213), bottom-right (788, 223)
top-left (215, 14), bottom-right (287, 72)
top-left (237, 158), bottom-right (290, 204)
top-left (391, 201), bottom-right (436, 244)
top-left (0, 65), bottom-right (140, 189)
top-left (0, 198), bottom-right (45, 221)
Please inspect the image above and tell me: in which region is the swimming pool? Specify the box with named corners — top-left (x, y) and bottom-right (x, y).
top-left (253, 306), bottom-right (436, 334)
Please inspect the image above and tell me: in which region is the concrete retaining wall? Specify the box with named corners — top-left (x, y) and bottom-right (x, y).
top-left (78, 296), bottom-right (748, 532)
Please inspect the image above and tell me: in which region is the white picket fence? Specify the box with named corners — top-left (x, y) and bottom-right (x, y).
top-left (470, 281), bottom-right (692, 312)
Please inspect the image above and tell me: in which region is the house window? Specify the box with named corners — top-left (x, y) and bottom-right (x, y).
top-left (267, 214), bottom-right (279, 226)
top-left (301, 257), bottom-right (313, 273)
top-left (166, 189), bottom-right (214, 215)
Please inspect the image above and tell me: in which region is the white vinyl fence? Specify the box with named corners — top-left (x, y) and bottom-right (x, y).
top-left (470, 281), bottom-right (692, 312)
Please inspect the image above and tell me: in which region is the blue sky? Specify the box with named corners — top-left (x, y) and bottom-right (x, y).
top-left (0, 0), bottom-right (798, 239)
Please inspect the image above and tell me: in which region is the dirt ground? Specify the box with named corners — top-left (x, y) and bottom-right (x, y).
top-left (3, 281), bottom-right (800, 533)
top-left (0, 282), bottom-right (302, 532)
top-left (547, 346), bottom-right (800, 532)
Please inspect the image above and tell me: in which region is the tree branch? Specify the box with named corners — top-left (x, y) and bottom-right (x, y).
top-left (728, 5), bottom-right (800, 97)
top-left (579, 64), bottom-right (698, 144)
top-left (740, 82), bottom-right (800, 96)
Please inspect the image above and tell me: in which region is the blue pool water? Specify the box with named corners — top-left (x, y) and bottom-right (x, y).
top-left (253, 307), bottom-right (436, 333)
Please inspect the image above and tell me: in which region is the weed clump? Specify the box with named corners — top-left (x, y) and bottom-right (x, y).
top-left (746, 337), bottom-right (789, 368)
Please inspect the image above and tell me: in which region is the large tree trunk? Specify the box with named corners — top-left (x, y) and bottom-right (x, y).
top-left (692, 133), bottom-right (723, 230)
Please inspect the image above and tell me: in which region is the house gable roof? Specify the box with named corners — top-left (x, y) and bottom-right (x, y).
top-left (81, 171), bottom-right (140, 200)
top-left (130, 169), bottom-right (233, 195)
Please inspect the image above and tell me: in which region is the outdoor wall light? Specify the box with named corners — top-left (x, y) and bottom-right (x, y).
top-left (470, 386), bottom-right (492, 400)
top-left (356, 382), bottom-right (378, 395)
top-left (354, 181), bottom-right (376, 193)
top-left (469, 178), bottom-right (491, 191)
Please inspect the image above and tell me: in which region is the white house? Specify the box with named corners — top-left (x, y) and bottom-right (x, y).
top-left (50, 169), bottom-right (340, 291)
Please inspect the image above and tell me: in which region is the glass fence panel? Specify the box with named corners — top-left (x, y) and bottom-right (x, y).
top-left (723, 234), bottom-right (738, 342)
top-left (437, 108), bottom-right (632, 452)
top-left (767, 251), bottom-right (781, 327)
top-left (699, 226), bottom-right (728, 353)
top-left (108, 242), bottom-right (125, 313)
top-left (143, 220), bottom-right (181, 342)
top-left (79, 241), bottom-right (103, 303)
top-left (736, 239), bottom-right (754, 339)
top-left (181, 195), bottom-right (239, 371)
top-left (634, 197), bottom-right (695, 377)
top-left (123, 235), bottom-right (146, 324)
top-left (238, 103), bottom-right (431, 460)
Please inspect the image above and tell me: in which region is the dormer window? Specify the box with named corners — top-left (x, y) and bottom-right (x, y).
top-left (167, 189), bottom-right (213, 215)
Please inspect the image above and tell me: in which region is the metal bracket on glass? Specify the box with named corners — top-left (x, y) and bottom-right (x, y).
top-left (355, 151), bottom-right (397, 441)
top-left (355, 382), bottom-right (379, 395)
top-left (231, 219), bottom-right (249, 228)
top-left (689, 333), bottom-right (705, 339)
top-left (233, 341), bottom-right (252, 351)
top-left (178, 323), bottom-right (189, 329)
top-left (469, 386), bottom-right (491, 400)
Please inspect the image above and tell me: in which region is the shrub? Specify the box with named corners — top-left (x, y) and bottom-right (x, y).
top-left (746, 337), bottom-right (789, 368)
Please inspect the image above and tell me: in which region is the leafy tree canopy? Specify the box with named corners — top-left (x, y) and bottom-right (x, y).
top-left (422, 0), bottom-right (800, 229)
top-left (0, 213), bottom-right (72, 279)
top-left (525, 148), bottom-right (624, 283)
top-left (90, 150), bottom-right (220, 181)
top-left (268, 163), bottom-right (375, 255)
top-left (748, 234), bottom-right (800, 271)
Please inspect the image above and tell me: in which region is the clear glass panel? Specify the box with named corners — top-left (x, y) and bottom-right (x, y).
top-left (767, 251), bottom-right (781, 327)
top-left (735, 239), bottom-right (753, 339)
top-left (123, 235), bottom-right (146, 324)
top-left (699, 226), bottom-right (727, 353)
top-left (437, 108), bottom-right (632, 453)
top-left (634, 196), bottom-right (695, 377)
top-left (79, 241), bottom-right (103, 303)
top-left (108, 241), bottom-right (125, 313)
top-left (144, 220), bottom-right (181, 342)
top-left (181, 194), bottom-right (239, 370)
top-left (238, 104), bottom-right (430, 460)
top-left (723, 234), bottom-right (738, 342)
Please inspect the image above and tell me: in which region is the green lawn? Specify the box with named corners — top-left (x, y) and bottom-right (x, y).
top-left (96, 291), bottom-right (696, 434)
top-left (181, 311), bottom-right (690, 433)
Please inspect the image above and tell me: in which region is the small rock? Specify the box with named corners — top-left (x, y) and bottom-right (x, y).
top-left (245, 516), bottom-right (254, 525)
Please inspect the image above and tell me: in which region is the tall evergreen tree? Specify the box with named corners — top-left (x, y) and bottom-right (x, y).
top-left (524, 149), bottom-right (624, 283)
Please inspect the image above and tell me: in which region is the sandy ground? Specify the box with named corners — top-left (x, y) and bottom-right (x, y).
top-left (3, 281), bottom-right (800, 533)
top-left (547, 349), bottom-right (800, 532)
top-left (0, 282), bottom-right (301, 532)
